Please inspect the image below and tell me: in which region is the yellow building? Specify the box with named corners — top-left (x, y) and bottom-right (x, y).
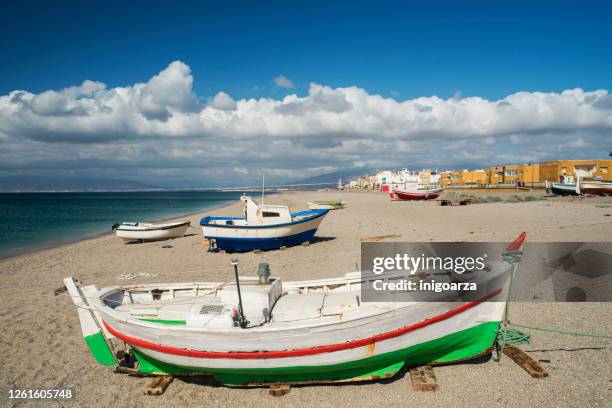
top-left (519, 163), bottom-right (540, 185)
top-left (484, 163), bottom-right (539, 186)
top-left (486, 166), bottom-right (504, 185)
top-left (460, 170), bottom-right (487, 185)
top-left (539, 160), bottom-right (611, 182)
top-left (440, 170), bottom-right (486, 186)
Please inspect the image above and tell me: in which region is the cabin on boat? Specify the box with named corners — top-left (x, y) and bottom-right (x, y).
top-left (241, 195), bottom-right (292, 225)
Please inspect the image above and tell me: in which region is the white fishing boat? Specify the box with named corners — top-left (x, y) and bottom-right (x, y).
top-left (64, 234), bottom-right (526, 386)
top-left (545, 175), bottom-right (579, 196)
top-left (389, 180), bottom-right (443, 201)
top-left (112, 221), bottom-right (190, 242)
top-left (307, 199), bottom-right (346, 210)
top-left (578, 177), bottom-right (612, 196)
top-left (200, 195), bottom-right (328, 252)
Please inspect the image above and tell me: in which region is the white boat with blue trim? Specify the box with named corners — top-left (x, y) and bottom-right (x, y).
top-left (200, 195), bottom-right (328, 252)
top-left (545, 175), bottom-right (579, 196)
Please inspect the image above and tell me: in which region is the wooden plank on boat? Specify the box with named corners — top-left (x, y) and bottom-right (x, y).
top-left (360, 234), bottom-right (402, 242)
top-left (503, 345), bottom-right (549, 378)
top-left (268, 384), bottom-right (291, 396)
top-left (145, 376), bottom-right (174, 396)
top-left (410, 366), bottom-right (438, 392)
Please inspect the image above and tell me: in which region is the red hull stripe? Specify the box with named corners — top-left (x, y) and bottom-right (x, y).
top-left (103, 288), bottom-right (501, 360)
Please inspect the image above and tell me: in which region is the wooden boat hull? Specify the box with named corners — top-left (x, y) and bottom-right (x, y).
top-left (114, 222), bottom-right (190, 242)
top-left (390, 189), bottom-right (443, 201)
top-left (200, 210), bottom-right (327, 251)
top-left (66, 277), bottom-right (507, 385)
top-left (580, 180), bottom-right (612, 196)
top-left (120, 319), bottom-right (500, 385)
top-left (65, 233), bottom-right (527, 386)
top-left (547, 182), bottom-right (579, 196)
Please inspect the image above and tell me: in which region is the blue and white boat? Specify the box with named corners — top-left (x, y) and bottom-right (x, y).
top-left (200, 195), bottom-right (328, 252)
top-left (545, 175), bottom-right (580, 196)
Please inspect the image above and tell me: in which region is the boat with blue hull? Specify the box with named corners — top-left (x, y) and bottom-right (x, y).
top-left (200, 195), bottom-right (328, 252)
top-left (545, 175), bottom-right (579, 196)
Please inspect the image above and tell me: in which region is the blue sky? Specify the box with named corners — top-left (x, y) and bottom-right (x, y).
top-left (1, 1), bottom-right (611, 187)
top-left (2, 1), bottom-right (611, 100)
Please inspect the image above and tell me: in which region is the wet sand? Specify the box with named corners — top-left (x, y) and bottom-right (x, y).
top-left (1, 190), bottom-right (610, 407)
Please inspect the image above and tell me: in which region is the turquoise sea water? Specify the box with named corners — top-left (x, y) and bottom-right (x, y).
top-left (0, 191), bottom-right (251, 257)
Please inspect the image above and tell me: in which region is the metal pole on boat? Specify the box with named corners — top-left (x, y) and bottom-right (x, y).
top-left (231, 257), bottom-right (249, 328)
top-left (262, 173), bottom-right (265, 204)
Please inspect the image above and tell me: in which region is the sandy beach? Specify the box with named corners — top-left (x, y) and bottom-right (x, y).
top-left (1, 190), bottom-right (611, 407)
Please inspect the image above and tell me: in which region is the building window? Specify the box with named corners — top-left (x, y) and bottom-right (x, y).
top-left (505, 169), bottom-right (517, 176)
top-left (600, 167), bottom-right (608, 173)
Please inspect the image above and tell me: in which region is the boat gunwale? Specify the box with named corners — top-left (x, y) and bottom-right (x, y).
top-left (199, 209), bottom-right (328, 229)
top-left (115, 221), bottom-right (191, 232)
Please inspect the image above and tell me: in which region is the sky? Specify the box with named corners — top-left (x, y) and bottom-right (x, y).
top-left (1, 0), bottom-right (611, 187)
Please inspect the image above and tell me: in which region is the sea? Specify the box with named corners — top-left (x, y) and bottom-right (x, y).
top-left (0, 191), bottom-right (256, 258)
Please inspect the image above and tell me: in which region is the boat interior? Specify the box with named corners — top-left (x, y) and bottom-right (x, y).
top-left (95, 262), bottom-right (509, 331)
top-left (101, 274), bottom-right (393, 330)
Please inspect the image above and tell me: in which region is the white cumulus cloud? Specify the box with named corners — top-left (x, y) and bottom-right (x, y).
top-left (0, 60), bottom-right (611, 187)
top-left (274, 75), bottom-right (294, 88)
top-left (209, 91), bottom-right (237, 111)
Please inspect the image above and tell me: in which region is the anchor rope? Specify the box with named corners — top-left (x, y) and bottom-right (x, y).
top-left (495, 249), bottom-right (612, 361)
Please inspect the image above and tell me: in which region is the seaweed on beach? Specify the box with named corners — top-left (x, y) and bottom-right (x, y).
top-left (469, 195), bottom-right (502, 204)
top-left (523, 195), bottom-right (547, 201)
top-left (505, 195), bottom-right (524, 203)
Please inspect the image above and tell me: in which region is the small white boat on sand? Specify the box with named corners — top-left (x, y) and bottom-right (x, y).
top-left (112, 221), bottom-right (190, 242)
top-left (63, 233), bottom-right (526, 386)
top-left (307, 199), bottom-right (346, 210)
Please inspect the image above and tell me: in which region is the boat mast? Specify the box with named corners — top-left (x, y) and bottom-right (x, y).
top-left (231, 258), bottom-right (249, 328)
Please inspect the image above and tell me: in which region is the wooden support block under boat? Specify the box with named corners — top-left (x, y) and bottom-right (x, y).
top-left (268, 384), bottom-right (291, 397)
top-left (437, 198), bottom-right (472, 206)
top-left (410, 366), bottom-right (439, 392)
top-left (145, 376), bottom-right (174, 396)
top-left (503, 345), bottom-right (549, 378)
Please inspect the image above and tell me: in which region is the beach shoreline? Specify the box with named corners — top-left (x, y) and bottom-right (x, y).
top-left (0, 196), bottom-right (246, 262)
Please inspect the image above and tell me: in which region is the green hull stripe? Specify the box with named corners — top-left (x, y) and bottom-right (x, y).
top-left (84, 332), bottom-right (117, 366)
top-left (132, 321), bottom-right (500, 385)
top-left (138, 318), bottom-right (187, 326)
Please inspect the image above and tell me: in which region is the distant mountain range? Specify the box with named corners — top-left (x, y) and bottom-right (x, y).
top-left (0, 176), bottom-right (160, 192)
top-left (289, 169), bottom-right (374, 187)
top-left (0, 167), bottom-right (396, 192)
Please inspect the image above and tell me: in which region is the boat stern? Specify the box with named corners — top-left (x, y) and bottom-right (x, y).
top-left (63, 277), bottom-right (117, 366)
